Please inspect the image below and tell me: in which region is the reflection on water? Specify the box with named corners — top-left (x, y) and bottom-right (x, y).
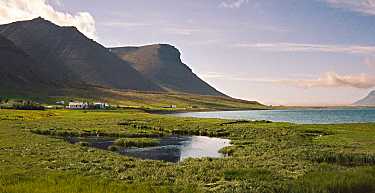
top-left (65, 135), bottom-right (230, 162)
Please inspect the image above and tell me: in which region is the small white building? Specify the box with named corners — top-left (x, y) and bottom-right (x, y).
top-left (67, 102), bottom-right (88, 109)
top-left (93, 102), bottom-right (110, 109)
top-left (56, 101), bottom-right (65, 105)
top-left (163, 105), bottom-right (177, 108)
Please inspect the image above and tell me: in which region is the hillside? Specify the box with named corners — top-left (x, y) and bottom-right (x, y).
top-left (354, 91), bottom-right (375, 106)
top-left (0, 35), bottom-right (47, 91)
top-left (0, 18), bottom-right (265, 110)
top-left (0, 17), bottom-right (161, 91)
top-left (110, 44), bottom-right (225, 96)
top-left (99, 89), bottom-right (266, 111)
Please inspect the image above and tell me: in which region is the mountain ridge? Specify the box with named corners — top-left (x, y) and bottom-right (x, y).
top-left (110, 44), bottom-right (226, 96)
top-left (0, 17), bottom-right (262, 108)
top-left (0, 17), bottom-right (162, 92)
top-left (354, 91), bottom-right (375, 106)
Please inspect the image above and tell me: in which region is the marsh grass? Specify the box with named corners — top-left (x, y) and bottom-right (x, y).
top-left (114, 138), bottom-right (160, 148)
top-left (31, 128), bottom-right (163, 138)
top-left (307, 151), bottom-right (375, 166)
top-left (1, 109), bottom-right (375, 193)
top-left (0, 173), bottom-right (201, 193)
top-left (281, 166), bottom-right (375, 193)
top-left (224, 168), bottom-right (274, 181)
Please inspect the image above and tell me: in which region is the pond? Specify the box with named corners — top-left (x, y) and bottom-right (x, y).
top-left (65, 135), bottom-right (231, 163)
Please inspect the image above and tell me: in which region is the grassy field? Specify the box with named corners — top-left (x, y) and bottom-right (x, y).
top-left (0, 88), bottom-right (268, 112)
top-left (1, 109), bottom-right (375, 193)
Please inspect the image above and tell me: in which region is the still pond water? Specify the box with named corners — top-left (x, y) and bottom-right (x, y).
top-left (66, 135), bottom-right (230, 162)
top-left (173, 108), bottom-right (375, 124)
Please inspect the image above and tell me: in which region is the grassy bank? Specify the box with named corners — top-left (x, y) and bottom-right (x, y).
top-left (0, 88), bottom-right (268, 112)
top-left (113, 138), bottom-right (160, 148)
top-left (1, 109), bottom-right (375, 192)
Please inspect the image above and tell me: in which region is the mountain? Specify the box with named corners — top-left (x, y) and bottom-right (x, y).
top-left (0, 17), bottom-right (162, 92)
top-left (353, 91), bottom-right (375, 106)
top-left (0, 35), bottom-right (47, 91)
top-left (110, 44), bottom-right (226, 96)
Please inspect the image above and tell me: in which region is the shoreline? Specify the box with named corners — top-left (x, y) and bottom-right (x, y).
top-left (146, 105), bottom-right (375, 115)
top-left (144, 107), bottom-right (272, 115)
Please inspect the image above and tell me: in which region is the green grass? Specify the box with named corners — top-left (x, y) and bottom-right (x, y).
top-left (0, 88), bottom-right (268, 112)
top-left (281, 165), bottom-right (375, 193)
top-left (0, 172), bottom-right (200, 193)
top-left (1, 109), bottom-right (375, 192)
top-left (114, 138), bottom-right (160, 147)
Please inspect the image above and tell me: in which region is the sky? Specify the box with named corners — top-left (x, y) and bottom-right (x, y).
top-left (1, 0), bottom-right (375, 106)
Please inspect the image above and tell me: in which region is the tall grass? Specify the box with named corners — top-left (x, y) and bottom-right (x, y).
top-left (114, 138), bottom-right (160, 147)
top-left (0, 173), bottom-right (201, 193)
top-left (307, 151), bottom-right (375, 166)
top-left (280, 166), bottom-right (375, 193)
top-left (30, 128), bottom-right (163, 138)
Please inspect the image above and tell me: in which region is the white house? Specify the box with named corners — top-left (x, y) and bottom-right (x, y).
top-left (67, 102), bottom-right (88, 109)
top-left (56, 101), bottom-right (65, 105)
top-left (163, 105), bottom-right (177, 108)
top-left (93, 102), bottom-right (110, 109)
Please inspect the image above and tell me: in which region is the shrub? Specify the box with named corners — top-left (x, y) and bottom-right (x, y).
top-left (108, 145), bottom-right (119, 151)
top-left (78, 142), bottom-right (90, 147)
top-left (12, 101), bottom-right (45, 110)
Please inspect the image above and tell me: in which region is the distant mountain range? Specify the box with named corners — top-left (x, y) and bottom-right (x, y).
top-left (0, 17), bottom-right (225, 97)
top-left (353, 91), bottom-right (375, 106)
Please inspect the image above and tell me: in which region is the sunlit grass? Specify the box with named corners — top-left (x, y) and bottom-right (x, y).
top-left (1, 109), bottom-right (375, 192)
top-left (114, 138), bottom-right (160, 147)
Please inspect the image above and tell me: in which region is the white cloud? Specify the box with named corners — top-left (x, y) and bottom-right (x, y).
top-left (48, 0), bottom-right (62, 7)
top-left (100, 21), bottom-right (151, 28)
top-left (201, 71), bottom-right (375, 89)
top-left (276, 72), bottom-right (375, 89)
top-left (236, 42), bottom-right (375, 55)
top-left (322, 0), bottom-right (375, 15)
top-left (220, 0), bottom-right (249, 8)
top-left (100, 20), bottom-right (207, 36)
top-left (0, 0), bottom-right (96, 39)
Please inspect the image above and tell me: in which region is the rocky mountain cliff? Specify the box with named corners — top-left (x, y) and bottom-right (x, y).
top-left (0, 17), bottom-right (162, 91)
top-left (0, 18), bottom-right (232, 99)
top-left (110, 44), bottom-right (225, 96)
top-left (354, 91), bottom-right (375, 106)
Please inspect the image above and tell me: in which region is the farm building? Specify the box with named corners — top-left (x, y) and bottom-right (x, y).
top-left (163, 105), bottom-right (177, 108)
top-left (56, 101), bottom-right (65, 105)
top-left (93, 102), bottom-right (110, 109)
top-left (67, 102), bottom-right (89, 109)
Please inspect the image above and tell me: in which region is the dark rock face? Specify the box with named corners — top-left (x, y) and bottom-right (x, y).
top-left (111, 44), bottom-right (226, 96)
top-left (0, 17), bottom-right (162, 91)
top-left (354, 91), bottom-right (375, 106)
top-left (0, 35), bottom-right (46, 90)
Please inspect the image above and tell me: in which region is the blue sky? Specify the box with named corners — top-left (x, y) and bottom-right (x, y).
top-left (2, 0), bottom-right (375, 105)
